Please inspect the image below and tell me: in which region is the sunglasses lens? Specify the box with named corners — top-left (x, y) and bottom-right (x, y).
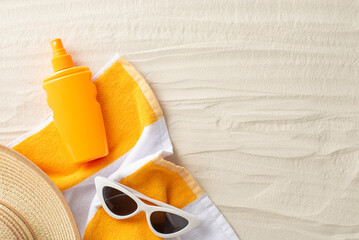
top-left (150, 211), bottom-right (189, 234)
top-left (103, 186), bottom-right (137, 216)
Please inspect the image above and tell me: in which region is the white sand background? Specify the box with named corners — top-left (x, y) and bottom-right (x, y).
top-left (1, 1), bottom-right (359, 239)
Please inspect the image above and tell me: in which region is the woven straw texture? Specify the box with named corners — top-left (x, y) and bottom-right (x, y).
top-left (0, 145), bottom-right (80, 239)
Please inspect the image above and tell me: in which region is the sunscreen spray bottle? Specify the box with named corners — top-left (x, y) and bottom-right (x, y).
top-left (42, 39), bottom-right (108, 163)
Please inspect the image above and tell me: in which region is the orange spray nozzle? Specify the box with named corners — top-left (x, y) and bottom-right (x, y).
top-left (50, 38), bottom-right (74, 72)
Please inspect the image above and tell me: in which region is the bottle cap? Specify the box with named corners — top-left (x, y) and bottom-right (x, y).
top-left (50, 39), bottom-right (74, 72)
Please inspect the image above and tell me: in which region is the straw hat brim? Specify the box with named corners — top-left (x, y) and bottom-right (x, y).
top-left (0, 145), bottom-right (80, 240)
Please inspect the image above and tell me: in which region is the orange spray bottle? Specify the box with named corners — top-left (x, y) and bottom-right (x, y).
top-left (42, 39), bottom-right (108, 163)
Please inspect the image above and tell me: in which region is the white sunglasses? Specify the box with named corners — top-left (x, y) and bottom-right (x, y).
top-left (95, 177), bottom-right (201, 239)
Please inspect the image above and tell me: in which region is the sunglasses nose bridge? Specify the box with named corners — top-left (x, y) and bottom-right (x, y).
top-left (141, 202), bottom-right (156, 214)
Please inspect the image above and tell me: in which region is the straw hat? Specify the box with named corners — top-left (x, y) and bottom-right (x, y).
top-left (0, 145), bottom-right (80, 239)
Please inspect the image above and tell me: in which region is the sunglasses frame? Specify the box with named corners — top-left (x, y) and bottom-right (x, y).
top-left (95, 176), bottom-right (201, 238)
